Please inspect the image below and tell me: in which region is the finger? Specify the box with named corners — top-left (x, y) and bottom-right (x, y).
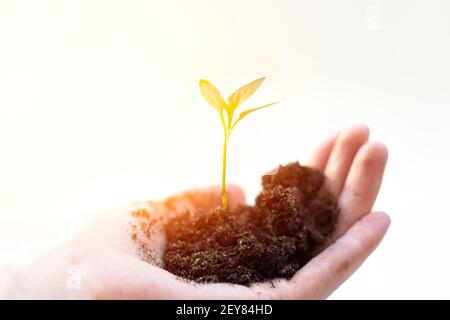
top-left (324, 125), bottom-right (370, 197)
top-left (333, 142), bottom-right (388, 240)
top-left (307, 131), bottom-right (339, 171)
top-left (161, 184), bottom-right (246, 214)
top-left (286, 212), bottom-right (390, 299)
top-left (91, 254), bottom-right (258, 299)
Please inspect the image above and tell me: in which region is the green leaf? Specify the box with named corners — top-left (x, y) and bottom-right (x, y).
top-left (238, 101), bottom-right (278, 119)
top-left (199, 79), bottom-right (227, 111)
top-left (227, 77), bottom-right (266, 111)
top-left (231, 101), bottom-right (280, 130)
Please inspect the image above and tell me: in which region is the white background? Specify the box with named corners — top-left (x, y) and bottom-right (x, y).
top-left (0, 0), bottom-right (449, 299)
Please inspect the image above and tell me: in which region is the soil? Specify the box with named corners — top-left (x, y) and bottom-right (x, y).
top-left (133, 162), bottom-right (339, 285)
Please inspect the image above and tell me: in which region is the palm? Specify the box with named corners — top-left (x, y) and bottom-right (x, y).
top-left (64, 125), bottom-right (389, 299)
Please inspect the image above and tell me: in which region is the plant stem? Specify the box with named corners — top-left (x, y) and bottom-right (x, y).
top-left (219, 111), bottom-right (229, 212)
top-left (221, 130), bottom-right (229, 211)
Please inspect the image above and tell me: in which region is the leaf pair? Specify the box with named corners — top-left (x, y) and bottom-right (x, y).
top-left (198, 76), bottom-right (280, 211)
top-left (199, 77), bottom-right (278, 130)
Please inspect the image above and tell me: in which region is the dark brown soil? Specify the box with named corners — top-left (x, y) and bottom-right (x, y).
top-left (158, 162), bottom-right (339, 285)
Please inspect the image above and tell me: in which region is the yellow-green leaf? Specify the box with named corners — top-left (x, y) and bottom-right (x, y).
top-left (239, 101), bottom-right (278, 119)
top-left (231, 101), bottom-right (280, 130)
top-left (199, 79), bottom-right (227, 111)
top-left (227, 77), bottom-right (266, 110)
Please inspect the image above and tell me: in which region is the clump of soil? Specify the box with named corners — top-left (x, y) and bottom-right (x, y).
top-left (134, 162), bottom-right (339, 285)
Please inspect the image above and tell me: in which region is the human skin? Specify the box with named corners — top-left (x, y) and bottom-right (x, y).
top-left (0, 125), bottom-right (389, 299)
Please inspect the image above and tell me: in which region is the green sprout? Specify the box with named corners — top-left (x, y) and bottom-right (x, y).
top-left (199, 77), bottom-right (280, 211)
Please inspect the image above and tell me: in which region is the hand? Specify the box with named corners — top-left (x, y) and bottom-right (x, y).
top-left (0, 125), bottom-right (389, 299)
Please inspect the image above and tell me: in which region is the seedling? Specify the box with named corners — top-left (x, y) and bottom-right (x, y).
top-left (199, 77), bottom-right (279, 211)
